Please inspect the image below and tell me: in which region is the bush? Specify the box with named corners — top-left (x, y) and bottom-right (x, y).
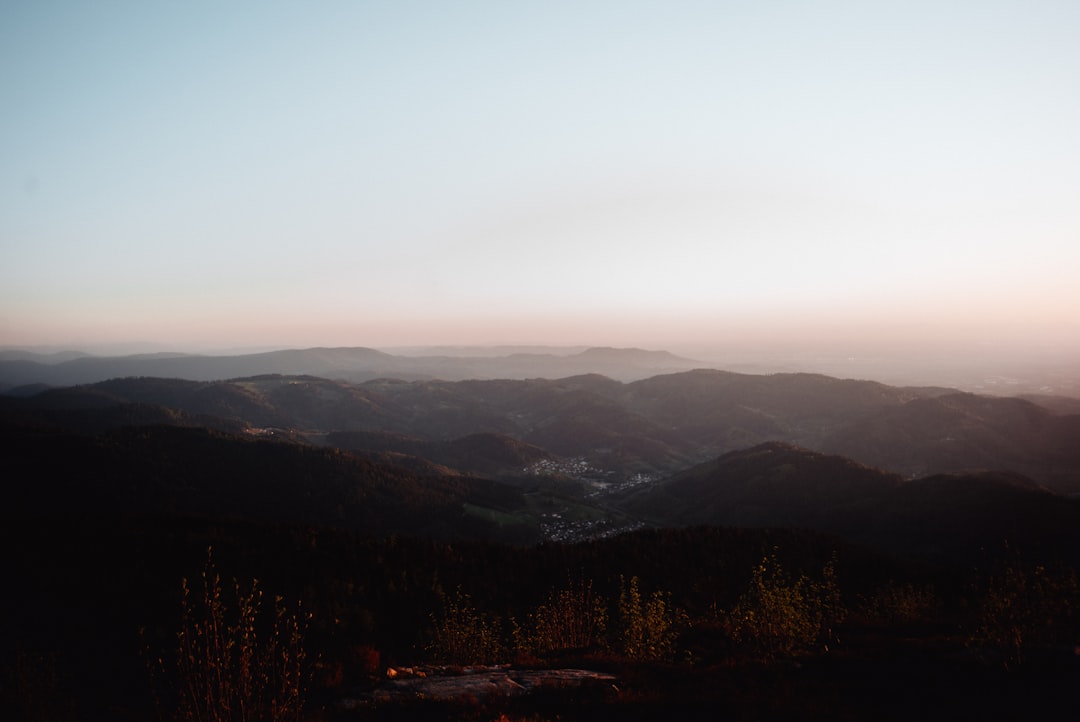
top-left (858, 581), bottom-right (940, 625)
top-left (806, 554), bottom-right (847, 649)
top-left (727, 552), bottom-right (846, 661)
top-left (616, 576), bottom-right (685, 661)
top-left (147, 549), bottom-right (311, 722)
top-left (426, 587), bottom-right (506, 665)
top-left (971, 551), bottom-right (1080, 670)
top-left (513, 578), bottom-right (608, 657)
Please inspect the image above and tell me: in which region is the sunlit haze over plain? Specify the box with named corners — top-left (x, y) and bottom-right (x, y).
top-left (3, 1), bottom-right (1079, 378)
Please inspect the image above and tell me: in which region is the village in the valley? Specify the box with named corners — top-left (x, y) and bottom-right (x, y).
top-left (525, 458), bottom-right (654, 542)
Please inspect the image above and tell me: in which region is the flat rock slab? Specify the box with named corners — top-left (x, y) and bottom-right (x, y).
top-left (368, 666), bottom-right (618, 703)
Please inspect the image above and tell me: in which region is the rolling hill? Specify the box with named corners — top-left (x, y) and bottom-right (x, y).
top-left (622, 442), bottom-right (1080, 564)
top-left (3, 421), bottom-right (541, 543)
top-left (819, 392), bottom-right (1080, 490)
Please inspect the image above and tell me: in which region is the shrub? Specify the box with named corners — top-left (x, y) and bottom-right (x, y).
top-left (513, 578), bottom-right (608, 657)
top-left (616, 576), bottom-right (685, 661)
top-left (971, 551), bottom-right (1080, 670)
top-left (805, 554), bottom-right (847, 649)
top-left (148, 549), bottom-right (311, 722)
top-left (727, 552), bottom-right (845, 660)
top-left (426, 587), bottom-right (506, 665)
top-left (858, 581), bottom-right (940, 625)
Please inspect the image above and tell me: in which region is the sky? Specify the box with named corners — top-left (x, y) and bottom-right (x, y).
top-left (3, 1), bottom-right (1079, 361)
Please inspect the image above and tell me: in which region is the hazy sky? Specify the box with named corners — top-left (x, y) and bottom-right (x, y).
top-left (3, 1), bottom-right (1079, 356)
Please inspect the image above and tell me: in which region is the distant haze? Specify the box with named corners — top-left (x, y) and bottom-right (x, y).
top-left (2, 2), bottom-right (1078, 375)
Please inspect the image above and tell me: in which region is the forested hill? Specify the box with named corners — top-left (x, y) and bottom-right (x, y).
top-left (6, 382), bottom-right (1080, 566)
top-left (3, 422), bottom-right (538, 543)
top-left (622, 442), bottom-right (1080, 566)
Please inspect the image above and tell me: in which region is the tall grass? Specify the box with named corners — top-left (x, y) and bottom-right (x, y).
top-left (148, 549), bottom-right (311, 722)
top-left (513, 578), bottom-right (608, 657)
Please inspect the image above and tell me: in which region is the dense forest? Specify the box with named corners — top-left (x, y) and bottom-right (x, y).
top-left (3, 369), bottom-right (1080, 720)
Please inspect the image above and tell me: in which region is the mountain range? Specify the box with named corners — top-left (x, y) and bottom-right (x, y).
top-left (0, 345), bottom-right (701, 390)
top-left (5, 360), bottom-right (1080, 564)
top-left (8, 367), bottom-right (1078, 490)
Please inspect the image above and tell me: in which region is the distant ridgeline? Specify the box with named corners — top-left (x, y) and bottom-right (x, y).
top-left (0, 345), bottom-right (703, 388)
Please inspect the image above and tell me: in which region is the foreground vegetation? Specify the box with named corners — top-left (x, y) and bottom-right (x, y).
top-left (4, 518), bottom-right (1079, 721)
